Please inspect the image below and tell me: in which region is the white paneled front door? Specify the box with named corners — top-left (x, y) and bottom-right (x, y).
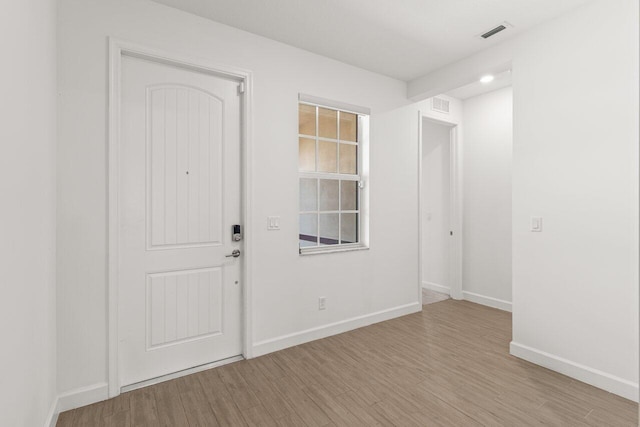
top-left (118, 55), bottom-right (243, 387)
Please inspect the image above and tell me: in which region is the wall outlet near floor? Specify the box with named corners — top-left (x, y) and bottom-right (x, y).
top-left (318, 297), bottom-right (326, 310)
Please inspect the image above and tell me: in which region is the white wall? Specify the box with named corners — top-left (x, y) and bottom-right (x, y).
top-left (0, 1), bottom-right (58, 425)
top-left (57, 0), bottom-right (420, 398)
top-left (409, 0), bottom-right (638, 400)
top-left (510, 0), bottom-right (638, 400)
top-left (421, 120), bottom-right (451, 291)
top-left (462, 87), bottom-right (512, 307)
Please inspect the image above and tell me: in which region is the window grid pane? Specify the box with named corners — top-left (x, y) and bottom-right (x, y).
top-left (300, 213), bottom-right (318, 247)
top-left (318, 141), bottom-right (337, 173)
top-left (299, 138), bottom-right (316, 172)
top-left (318, 108), bottom-right (337, 139)
top-left (299, 104), bottom-right (316, 136)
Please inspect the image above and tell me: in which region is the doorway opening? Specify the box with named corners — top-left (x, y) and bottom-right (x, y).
top-left (419, 72), bottom-right (513, 312)
top-left (420, 118), bottom-right (459, 304)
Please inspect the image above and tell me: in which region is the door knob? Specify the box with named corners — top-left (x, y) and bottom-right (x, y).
top-left (225, 249), bottom-right (241, 258)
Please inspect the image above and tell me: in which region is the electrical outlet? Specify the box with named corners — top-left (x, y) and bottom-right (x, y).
top-left (318, 297), bottom-right (326, 310)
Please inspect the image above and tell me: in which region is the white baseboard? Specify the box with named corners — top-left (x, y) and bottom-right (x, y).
top-left (45, 397), bottom-right (59, 427)
top-left (252, 302), bottom-right (422, 357)
top-left (462, 291), bottom-right (512, 312)
top-left (57, 382), bottom-right (109, 413)
top-left (510, 341), bottom-right (639, 402)
top-left (422, 281), bottom-right (451, 295)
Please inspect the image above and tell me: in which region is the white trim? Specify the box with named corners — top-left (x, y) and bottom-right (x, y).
top-left (418, 114), bottom-right (463, 302)
top-left (108, 37), bottom-right (254, 396)
top-left (448, 125), bottom-right (463, 300)
top-left (510, 342), bottom-right (639, 402)
top-left (240, 56), bottom-right (255, 361)
top-left (44, 397), bottom-right (59, 427)
top-left (299, 245), bottom-right (369, 256)
top-left (462, 291), bottom-right (512, 312)
top-left (422, 281), bottom-right (451, 295)
top-left (298, 93), bottom-right (371, 115)
top-left (252, 302), bottom-right (422, 357)
top-left (417, 112), bottom-right (423, 305)
top-left (57, 383), bottom-right (109, 413)
top-left (121, 355), bottom-right (244, 393)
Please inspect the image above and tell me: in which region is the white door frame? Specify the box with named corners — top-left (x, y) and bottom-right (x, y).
top-left (417, 112), bottom-right (463, 301)
top-left (108, 38), bottom-right (254, 398)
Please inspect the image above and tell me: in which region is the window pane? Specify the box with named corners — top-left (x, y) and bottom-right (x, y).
top-left (299, 138), bottom-right (315, 171)
top-left (299, 104), bottom-right (316, 136)
top-left (339, 143), bottom-right (357, 174)
top-left (300, 178), bottom-right (317, 211)
top-left (318, 108), bottom-right (337, 139)
top-left (319, 179), bottom-right (339, 211)
top-left (318, 140), bottom-right (337, 173)
top-left (319, 213), bottom-right (339, 246)
top-left (341, 181), bottom-right (358, 211)
top-left (341, 213), bottom-right (358, 244)
top-left (339, 112), bottom-right (357, 142)
top-left (299, 213), bottom-right (318, 247)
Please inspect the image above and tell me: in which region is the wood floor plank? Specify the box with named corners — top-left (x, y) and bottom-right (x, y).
top-left (55, 410), bottom-right (75, 427)
top-left (217, 364), bottom-right (262, 410)
top-left (72, 401), bottom-right (104, 427)
top-left (273, 413), bottom-right (309, 427)
top-left (101, 391), bottom-right (130, 418)
top-left (198, 369), bottom-right (248, 426)
top-left (208, 394), bottom-right (249, 426)
top-left (335, 391), bottom-right (385, 426)
top-left (240, 404), bottom-right (278, 427)
top-left (302, 384), bottom-right (364, 426)
top-left (56, 300), bottom-right (638, 427)
top-left (176, 375), bottom-right (220, 426)
top-left (271, 374), bottom-right (332, 427)
top-left (129, 386), bottom-right (160, 427)
top-left (103, 410), bottom-right (131, 427)
top-left (154, 380), bottom-right (189, 427)
top-left (585, 406), bottom-right (638, 427)
top-left (237, 358), bottom-right (296, 420)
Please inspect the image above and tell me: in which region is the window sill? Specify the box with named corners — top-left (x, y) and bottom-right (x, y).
top-left (299, 245), bottom-right (369, 256)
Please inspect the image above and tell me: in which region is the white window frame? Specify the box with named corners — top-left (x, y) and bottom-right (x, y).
top-left (298, 94), bottom-right (370, 255)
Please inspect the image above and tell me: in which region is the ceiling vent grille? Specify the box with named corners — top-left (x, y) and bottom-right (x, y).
top-left (431, 97), bottom-right (450, 114)
top-left (479, 22), bottom-right (513, 39)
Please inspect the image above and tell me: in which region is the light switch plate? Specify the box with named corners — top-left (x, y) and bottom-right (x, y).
top-left (531, 216), bottom-right (543, 232)
top-left (267, 216), bottom-right (280, 230)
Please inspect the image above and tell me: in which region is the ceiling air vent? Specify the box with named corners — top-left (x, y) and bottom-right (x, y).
top-left (431, 97), bottom-right (450, 114)
top-left (479, 22), bottom-right (513, 39)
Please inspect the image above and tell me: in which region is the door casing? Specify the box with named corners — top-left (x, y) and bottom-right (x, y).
top-left (108, 38), bottom-right (254, 398)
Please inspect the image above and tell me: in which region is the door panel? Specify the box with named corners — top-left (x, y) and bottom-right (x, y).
top-left (147, 86), bottom-right (223, 248)
top-left (147, 267), bottom-right (223, 349)
top-left (119, 55), bottom-right (242, 387)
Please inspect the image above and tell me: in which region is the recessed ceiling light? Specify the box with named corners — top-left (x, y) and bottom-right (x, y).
top-left (480, 75), bottom-right (495, 84)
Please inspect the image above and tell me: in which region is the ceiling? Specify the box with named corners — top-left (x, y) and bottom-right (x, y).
top-left (446, 69), bottom-right (512, 100)
top-left (153, 0), bottom-right (590, 82)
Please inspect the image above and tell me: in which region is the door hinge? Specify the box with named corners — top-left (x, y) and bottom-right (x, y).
top-left (238, 81), bottom-right (245, 94)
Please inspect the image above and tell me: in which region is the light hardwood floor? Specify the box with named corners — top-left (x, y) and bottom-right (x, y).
top-left (57, 300), bottom-right (637, 426)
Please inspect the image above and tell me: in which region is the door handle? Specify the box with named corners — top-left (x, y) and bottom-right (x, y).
top-left (225, 249), bottom-right (241, 258)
